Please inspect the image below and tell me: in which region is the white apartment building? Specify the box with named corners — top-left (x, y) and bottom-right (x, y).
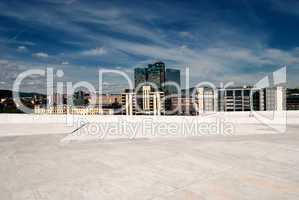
top-left (121, 86), bottom-right (165, 115)
top-left (121, 90), bottom-right (136, 115)
top-left (142, 85), bottom-right (151, 111)
top-left (195, 87), bottom-right (218, 113)
top-left (218, 87), bottom-right (253, 112)
top-left (141, 86), bottom-right (164, 115)
top-left (34, 105), bottom-right (114, 115)
top-left (151, 91), bottom-right (165, 115)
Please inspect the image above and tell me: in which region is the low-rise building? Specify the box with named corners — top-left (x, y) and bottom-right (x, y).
top-left (121, 89), bottom-right (136, 115)
top-left (140, 86), bottom-right (165, 115)
top-left (195, 87), bottom-right (218, 113)
top-left (218, 87), bottom-right (254, 112)
top-left (170, 96), bottom-right (196, 115)
top-left (121, 87), bottom-right (165, 115)
top-left (264, 86), bottom-right (286, 111)
top-left (286, 89), bottom-right (299, 110)
top-left (34, 105), bottom-right (114, 115)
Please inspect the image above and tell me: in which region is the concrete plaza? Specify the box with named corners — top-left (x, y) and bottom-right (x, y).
top-left (1, 122), bottom-right (299, 199)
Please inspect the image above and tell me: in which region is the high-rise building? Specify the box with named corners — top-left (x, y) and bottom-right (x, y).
top-left (164, 68), bottom-right (181, 112)
top-left (146, 61), bottom-right (165, 91)
top-left (165, 68), bottom-right (181, 95)
top-left (134, 61), bottom-right (181, 94)
top-left (134, 62), bottom-right (180, 112)
top-left (134, 68), bottom-right (147, 89)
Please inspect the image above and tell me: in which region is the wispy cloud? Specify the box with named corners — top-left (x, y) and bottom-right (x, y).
top-left (61, 61), bottom-right (69, 65)
top-left (32, 52), bottom-right (49, 58)
top-left (17, 46), bottom-right (28, 52)
top-left (81, 47), bottom-right (107, 56)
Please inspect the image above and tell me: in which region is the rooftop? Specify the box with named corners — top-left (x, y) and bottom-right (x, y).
top-left (0, 116), bottom-right (299, 199)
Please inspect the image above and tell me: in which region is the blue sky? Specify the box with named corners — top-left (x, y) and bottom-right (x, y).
top-left (0, 0), bottom-right (299, 93)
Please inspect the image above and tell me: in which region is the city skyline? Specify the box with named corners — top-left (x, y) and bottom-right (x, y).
top-left (0, 0), bottom-right (299, 93)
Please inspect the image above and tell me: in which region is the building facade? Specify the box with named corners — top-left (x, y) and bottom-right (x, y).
top-left (142, 85), bottom-right (151, 111)
top-left (170, 96), bottom-right (196, 115)
top-left (195, 87), bottom-right (218, 113)
top-left (134, 68), bottom-right (147, 89)
top-left (165, 68), bottom-right (181, 95)
top-left (218, 87), bottom-right (253, 112)
top-left (147, 61), bottom-right (165, 91)
top-left (89, 93), bottom-right (121, 108)
top-left (120, 86), bottom-right (165, 115)
top-left (134, 61), bottom-right (180, 93)
top-left (286, 89), bottom-right (299, 110)
top-left (140, 86), bottom-right (165, 115)
top-left (134, 62), bottom-right (180, 113)
top-left (264, 86), bottom-right (286, 111)
top-left (34, 105), bottom-right (114, 115)
top-left (121, 89), bottom-right (136, 115)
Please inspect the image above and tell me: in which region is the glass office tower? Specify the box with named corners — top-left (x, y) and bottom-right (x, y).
top-left (134, 68), bottom-right (147, 89)
top-left (165, 68), bottom-right (181, 95)
top-left (147, 61), bottom-right (165, 91)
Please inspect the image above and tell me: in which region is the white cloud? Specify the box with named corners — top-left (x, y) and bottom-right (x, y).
top-left (106, 36), bottom-right (299, 87)
top-left (81, 47), bottom-right (107, 56)
top-left (17, 46), bottom-right (28, 52)
top-left (61, 61), bottom-right (69, 65)
top-left (0, 59), bottom-right (9, 64)
top-left (32, 52), bottom-right (49, 58)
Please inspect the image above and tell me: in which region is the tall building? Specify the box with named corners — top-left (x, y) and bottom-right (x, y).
top-left (134, 68), bottom-right (147, 89)
top-left (147, 61), bottom-right (165, 91)
top-left (164, 69), bottom-right (181, 112)
top-left (165, 68), bottom-right (181, 95)
top-left (134, 61), bottom-right (181, 94)
top-left (134, 62), bottom-right (180, 112)
top-left (134, 61), bottom-right (166, 91)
